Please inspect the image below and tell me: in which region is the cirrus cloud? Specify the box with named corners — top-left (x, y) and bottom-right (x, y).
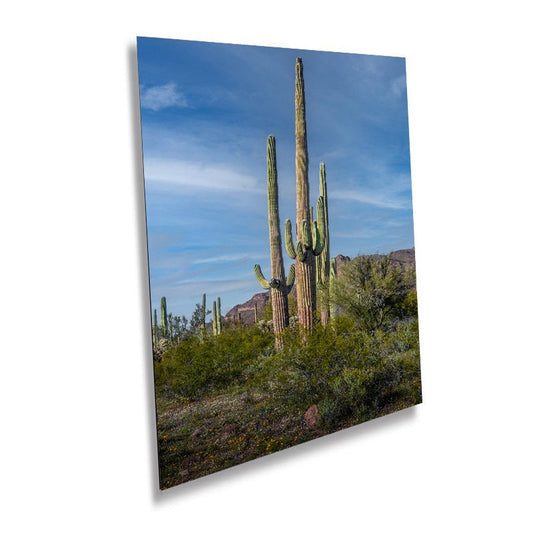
top-left (141, 82), bottom-right (188, 111)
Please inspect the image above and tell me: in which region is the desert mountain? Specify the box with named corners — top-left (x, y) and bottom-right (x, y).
top-left (225, 248), bottom-right (416, 325)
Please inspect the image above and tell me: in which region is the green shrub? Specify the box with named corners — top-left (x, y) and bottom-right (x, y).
top-left (331, 255), bottom-right (414, 331)
top-left (154, 324), bottom-right (274, 400)
top-left (251, 318), bottom-right (421, 425)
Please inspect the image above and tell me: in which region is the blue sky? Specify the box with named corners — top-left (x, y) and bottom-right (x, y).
top-left (137, 37), bottom-right (414, 320)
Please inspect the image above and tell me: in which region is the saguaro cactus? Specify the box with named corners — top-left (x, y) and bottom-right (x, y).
top-left (201, 293), bottom-right (206, 330)
top-left (329, 258), bottom-right (337, 319)
top-left (212, 300), bottom-right (218, 335)
top-left (153, 309), bottom-right (158, 342)
top-left (316, 162), bottom-right (331, 325)
top-left (284, 57), bottom-right (326, 331)
top-left (254, 135), bottom-right (295, 346)
top-left (160, 296), bottom-right (168, 338)
top-left (212, 299), bottom-right (222, 335)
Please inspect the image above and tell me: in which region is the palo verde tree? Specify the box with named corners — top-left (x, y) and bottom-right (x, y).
top-left (254, 135), bottom-right (295, 348)
top-left (330, 254), bottom-right (413, 331)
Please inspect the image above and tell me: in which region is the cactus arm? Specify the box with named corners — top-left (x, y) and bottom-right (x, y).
top-left (312, 196), bottom-right (326, 256)
top-left (311, 220), bottom-right (319, 254)
top-left (254, 264), bottom-right (271, 290)
top-left (212, 300), bottom-right (217, 335)
top-left (330, 258), bottom-right (337, 278)
top-left (285, 219), bottom-right (297, 259)
top-left (286, 219), bottom-right (307, 261)
top-left (295, 240), bottom-right (306, 262)
top-left (286, 263), bottom-right (295, 293)
top-left (301, 219), bottom-right (312, 249)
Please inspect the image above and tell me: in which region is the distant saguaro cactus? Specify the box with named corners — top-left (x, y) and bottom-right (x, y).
top-left (217, 297), bottom-right (222, 334)
top-left (212, 297), bottom-right (222, 335)
top-left (153, 309), bottom-right (158, 342)
top-left (254, 135), bottom-right (295, 347)
top-left (200, 293), bottom-right (206, 330)
top-left (160, 297), bottom-right (168, 338)
top-left (284, 57), bottom-right (326, 332)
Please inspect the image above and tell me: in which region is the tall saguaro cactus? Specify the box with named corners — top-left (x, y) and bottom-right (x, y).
top-left (316, 162), bottom-right (331, 325)
top-left (284, 57), bottom-right (326, 331)
top-left (254, 135), bottom-right (295, 347)
top-left (160, 296), bottom-right (168, 338)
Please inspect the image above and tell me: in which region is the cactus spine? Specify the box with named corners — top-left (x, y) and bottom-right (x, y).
top-left (316, 162), bottom-right (331, 325)
top-left (254, 135), bottom-right (295, 348)
top-left (285, 57), bottom-right (326, 331)
top-left (160, 297), bottom-right (168, 338)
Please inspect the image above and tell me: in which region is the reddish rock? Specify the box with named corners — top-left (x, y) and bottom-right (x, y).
top-left (304, 404), bottom-right (319, 428)
top-left (225, 292), bottom-right (270, 325)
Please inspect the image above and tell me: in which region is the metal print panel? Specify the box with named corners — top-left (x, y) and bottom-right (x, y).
top-left (137, 37), bottom-right (422, 489)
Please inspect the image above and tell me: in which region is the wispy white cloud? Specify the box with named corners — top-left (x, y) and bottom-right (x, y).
top-left (391, 75), bottom-right (406, 97)
top-left (330, 187), bottom-right (411, 209)
top-left (193, 252), bottom-right (267, 265)
top-left (144, 157), bottom-right (263, 194)
top-left (141, 83), bottom-right (188, 111)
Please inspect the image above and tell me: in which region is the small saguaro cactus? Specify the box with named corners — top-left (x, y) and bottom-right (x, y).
top-left (284, 57), bottom-right (326, 332)
top-left (212, 300), bottom-right (218, 335)
top-left (201, 293), bottom-right (206, 330)
top-left (254, 135), bottom-right (295, 347)
top-left (217, 297), bottom-right (222, 334)
top-left (254, 302), bottom-right (258, 323)
top-left (212, 297), bottom-right (222, 335)
top-left (153, 309), bottom-right (158, 342)
top-left (160, 296), bottom-right (168, 338)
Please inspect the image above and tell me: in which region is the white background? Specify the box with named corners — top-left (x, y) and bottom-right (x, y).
top-left (1, 1), bottom-right (532, 531)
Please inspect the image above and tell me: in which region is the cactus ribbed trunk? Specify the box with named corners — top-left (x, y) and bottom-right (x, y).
top-left (255, 136), bottom-right (295, 349)
top-left (216, 297), bottom-right (222, 335)
top-left (201, 293), bottom-right (206, 330)
top-left (160, 297), bottom-right (168, 338)
top-left (329, 258), bottom-right (337, 319)
top-left (295, 57), bottom-right (315, 331)
top-left (318, 163), bottom-right (330, 325)
top-left (266, 136), bottom-right (290, 343)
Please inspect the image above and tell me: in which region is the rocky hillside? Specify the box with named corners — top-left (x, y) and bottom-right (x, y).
top-left (225, 247), bottom-right (416, 325)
